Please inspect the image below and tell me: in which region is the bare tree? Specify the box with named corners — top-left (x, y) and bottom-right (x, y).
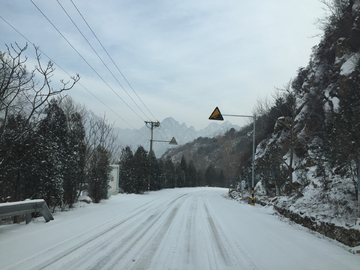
top-left (57, 95), bottom-right (87, 130)
top-left (0, 43), bottom-right (80, 164)
top-left (316, 0), bottom-right (352, 32)
top-left (85, 114), bottom-right (120, 165)
top-left (274, 82), bottom-right (307, 185)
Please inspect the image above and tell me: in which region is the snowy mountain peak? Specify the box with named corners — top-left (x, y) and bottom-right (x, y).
top-left (113, 116), bottom-right (241, 157)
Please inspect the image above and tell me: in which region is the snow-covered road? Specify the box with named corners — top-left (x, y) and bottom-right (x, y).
top-left (1, 187), bottom-right (359, 270)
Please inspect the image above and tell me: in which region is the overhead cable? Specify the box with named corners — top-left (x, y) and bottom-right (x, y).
top-left (69, 0), bottom-right (159, 122)
top-left (56, 0), bottom-right (151, 122)
top-left (0, 14), bottom-right (148, 140)
top-left (30, 0), bottom-right (146, 123)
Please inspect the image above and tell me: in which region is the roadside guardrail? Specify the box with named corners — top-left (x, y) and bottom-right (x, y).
top-left (0, 199), bottom-right (54, 224)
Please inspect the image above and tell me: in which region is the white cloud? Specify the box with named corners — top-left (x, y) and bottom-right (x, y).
top-left (0, 0), bottom-right (325, 130)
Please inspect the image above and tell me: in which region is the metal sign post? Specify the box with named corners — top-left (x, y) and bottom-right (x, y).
top-left (358, 159), bottom-right (360, 218)
top-left (209, 107), bottom-right (256, 205)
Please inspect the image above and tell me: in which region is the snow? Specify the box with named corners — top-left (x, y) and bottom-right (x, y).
top-left (340, 53), bottom-right (360, 76)
top-left (1, 187), bottom-right (359, 270)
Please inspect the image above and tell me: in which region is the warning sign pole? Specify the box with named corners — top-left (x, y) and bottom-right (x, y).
top-left (209, 107), bottom-right (256, 206)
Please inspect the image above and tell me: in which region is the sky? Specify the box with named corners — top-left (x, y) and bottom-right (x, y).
top-left (0, 0), bottom-right (326, 130)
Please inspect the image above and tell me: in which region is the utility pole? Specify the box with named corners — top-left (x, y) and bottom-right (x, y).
top-left (145, 121), bottom-right (160, 192)
top-left (145, 121), bottom-right (178, 192)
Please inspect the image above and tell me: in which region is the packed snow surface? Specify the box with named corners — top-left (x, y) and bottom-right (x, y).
top-left (1, 187), bottom-right (359, 270)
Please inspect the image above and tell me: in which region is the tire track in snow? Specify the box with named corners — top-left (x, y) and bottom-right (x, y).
top-left (88, 193), bottom-right (188, 270)
top-left (131, 193), bottom-right (200, 269)
top-left (67, 211), bottom-right (160, 270)
top-left (128, 204), bottom-right (180, 269)
top-left (185, 194), bottom-right (198, 265)
top-left (204, 202), bottom-right (260, 270)
top-left (6, 194), bottom-right (180, 270)
top-left (204, 204), bottom-right (229, 265)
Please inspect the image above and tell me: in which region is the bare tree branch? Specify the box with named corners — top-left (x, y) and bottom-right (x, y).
top-left (0, 43), bottom-right (80, 164)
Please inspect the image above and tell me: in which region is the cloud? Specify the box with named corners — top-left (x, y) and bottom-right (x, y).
top-left (0, 0), bottom-right (325, 131)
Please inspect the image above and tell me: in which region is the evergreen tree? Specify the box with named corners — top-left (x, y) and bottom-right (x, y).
top-left (197, 170), bottom-right (205, 186)
top-left (133, 146), bottom-right (149, 193)
top-left (87, 145), bottom-right (111, 203)
top-left (0, 114), bottom-right (31, 202)
top-left (188, 160), bottom-right (197, 187)
top-left (256, 145), bottom-right (287, 195)
top-left (153, 158), bottom-right (165, 190)
top-left (205, 164), bottom-right (217, 187)
top-left (219, 169), bottom-right (227, 187)
top-left (149, 150), bottom-right (162, 190)
top-left (164, 156), bottom-right (176, 188)
top-left (34, 100), bottom-right (68, 209)
top-left (325, 62), bottom-right (360, 195)
top-left (63, 112), bottom-right (86, 208)
top-left (179, 156), bottom-right (188, 187)
top-left (175, 166), bottom-right (185, 188)
top-left (119, 146), bottom-right (135, 193)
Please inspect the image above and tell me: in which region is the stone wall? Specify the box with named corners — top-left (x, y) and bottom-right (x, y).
top-left (230, 192), bottom-right (360, 248)
top-left (273, 205), bottom-right (360, 248)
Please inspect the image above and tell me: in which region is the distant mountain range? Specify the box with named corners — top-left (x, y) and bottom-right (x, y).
top-left (112, 117), bottom-right (242, 157)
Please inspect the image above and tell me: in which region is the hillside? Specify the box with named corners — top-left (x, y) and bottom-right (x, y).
top-left (163, 0), bottom-right (360, 231)
top-left (114, 117), bottom-right (241, 157)
top-left (162, 125), bottom-right (253, 176)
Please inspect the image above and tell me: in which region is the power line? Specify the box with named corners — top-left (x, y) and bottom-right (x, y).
top-left (56, 0), bottom-right (151, 122)
top-left (67, 0), bottom-right (176, 152)
top-left (30, 0), bottom-right (146, 123)
top-left (0, 14), bottom-right (148, 140)
top-left (3, 2), bottom-right (177, 154)
top-left (69, 0), bottom-right (158, 122)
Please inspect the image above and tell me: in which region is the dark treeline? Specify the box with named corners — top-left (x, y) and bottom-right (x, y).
top-left (0, 44), bottom-right (116, 211)
top-left (0, 98), bottom-right (114, 210)
top-left (0, 44), bottom-right (226, 216)
top-left (119, 146), bottom-right (227, 194)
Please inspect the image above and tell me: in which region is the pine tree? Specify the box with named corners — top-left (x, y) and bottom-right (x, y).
top-left (63, 112), bottom-right (86, 208)
top-left (175, 166), bottom-right (185, 188)
top-left (325, 62), bottom-right (360, 195)
top-left (188, 160), bottom-right (197, 187)
top-left (133, 146), bottom-right (149, 193)
top-left (34, 100), bottom-right (68, 209)
top-left (219, 169), bottom-right (227, 187)
top-left (256, 145), bottom-right (287, 195)
top-left (164, 156), bottom-right (176, 188)
top-left (87, 145), bottom-right (111, 203)
top-left (149, 151), bottom-right (163, 190)
top-left (197, 170), bottom-right (205, 186)
top-left (157, 160), bottom-right (166, 190)
top-left (119, 146), bottom-right (135, 193)
top-left (205, 164), bottom-right (217, 187)
top-left (179, 156), bottom-right (188, 187)
top-left (0, 114), bottom-right (31, 203)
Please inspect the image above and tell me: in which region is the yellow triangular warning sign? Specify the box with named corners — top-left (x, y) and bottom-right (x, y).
top-left (169, 137), bottom-right (178, 145)
top-left (209, 107), bottom-right (224, 120)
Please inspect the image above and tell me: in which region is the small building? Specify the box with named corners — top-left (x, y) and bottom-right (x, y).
top-left (108, 165), bottom-right (120, 197)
